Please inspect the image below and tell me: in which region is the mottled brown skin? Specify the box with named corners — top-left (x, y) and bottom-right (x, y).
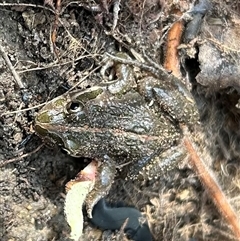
top-left (35, 53), bottom-right (199, 216)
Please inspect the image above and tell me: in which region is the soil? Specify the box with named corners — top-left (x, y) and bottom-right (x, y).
top-left (1, 1), bottom-right (240, 241)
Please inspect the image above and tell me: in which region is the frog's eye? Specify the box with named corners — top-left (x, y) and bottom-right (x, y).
top-left (67, 101), bottom-right (83, 113)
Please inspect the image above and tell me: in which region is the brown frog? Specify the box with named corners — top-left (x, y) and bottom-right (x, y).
top-left (35, 52), bottom-right (199, 216)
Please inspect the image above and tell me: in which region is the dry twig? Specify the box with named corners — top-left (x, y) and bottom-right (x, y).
top-left (0, 2), bottom-right (55, 14)
top-left (51, 0), bottom-right (61, 58)
top-left (183, 133), bottom-right (240, 240)
top-left (0, 42), bottom-right (24, 89)
top-left (0, 143), bottom-right (45, 168)
top-left (112, 0), bottom-right (121, 32)
top-left (163, 10), bottom-right (183, 78)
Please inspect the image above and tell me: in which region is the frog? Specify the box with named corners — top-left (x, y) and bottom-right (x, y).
top-left (35, 52), bottom-right (199, 218)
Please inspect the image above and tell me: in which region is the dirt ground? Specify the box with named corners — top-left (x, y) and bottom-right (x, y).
top-left (1, 0), bottom-right (240, 241)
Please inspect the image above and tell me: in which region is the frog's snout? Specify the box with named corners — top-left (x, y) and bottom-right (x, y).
top-left (36, 111), bottom-right (53, 124)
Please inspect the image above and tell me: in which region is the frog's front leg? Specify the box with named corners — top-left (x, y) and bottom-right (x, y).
top-left (138, 75), bottom-right (199, 127)
top-left (101, 52), bottom-right (136, 95)
top-left (85, 155), bottom-right (116, 218)
top-left (126, 143), bottom-right (187, 180)
top-left (137, 144), bottom-right (187, 180)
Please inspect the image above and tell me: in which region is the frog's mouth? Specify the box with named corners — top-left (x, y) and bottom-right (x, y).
top-left (34, 123), bottom-right (65, 148)
top-left (34, 123), bottom-right (49, 137)
top-left (35, 122), bottom-right (84, 156)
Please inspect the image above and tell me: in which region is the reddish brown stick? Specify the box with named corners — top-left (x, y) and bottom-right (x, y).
top-left (184, 137), bottom-right (240, 240)
top-left (164, 11), bottom-right (183, 78)
top-left (51, 0), bottom-right (61, 58)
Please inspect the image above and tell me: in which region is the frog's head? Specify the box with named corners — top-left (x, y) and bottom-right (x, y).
top-left (35, 86), bottom-right (104, 156)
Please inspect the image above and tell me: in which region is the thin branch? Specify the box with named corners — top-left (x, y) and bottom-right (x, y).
top-left (112, 0), bottom-right (121, 32)
top-left (0, 42), bottom-right (24, 89)
top-left (183, 134), bottom-right (240, 240)
top-left (66, 65), bottom-right (101, 93)
top-left (0, 3), bottom-right (55, 14)
top-left (1, 64), bottom-right (101, 117)
top-left (105, 53), bottom-right (162, 78)
top-left (0, 143), bottom-right (45, 167)
top-left (163, 10), bottom-right (183, 78)
top-left (1, 102), bottom-right (47, 117)
top-left (17, 54), bottom-right (99, 73)
top-left (51, 0), bottom-right (61, 58)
